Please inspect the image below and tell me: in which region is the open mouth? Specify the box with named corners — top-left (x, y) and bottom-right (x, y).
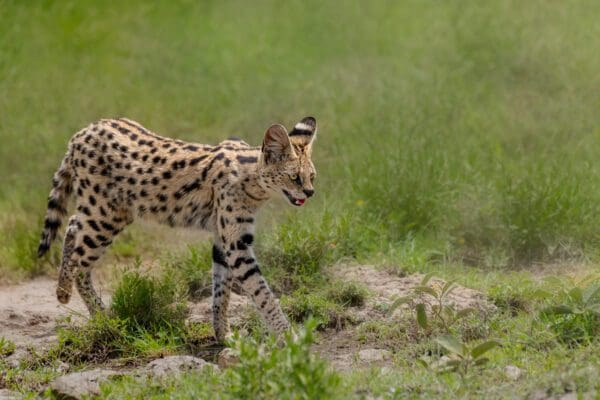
top-left (282, 189), bottom-right (306, 206)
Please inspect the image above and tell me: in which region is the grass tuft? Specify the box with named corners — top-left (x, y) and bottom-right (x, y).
top-left (110, 265), bottom-right (188, 333)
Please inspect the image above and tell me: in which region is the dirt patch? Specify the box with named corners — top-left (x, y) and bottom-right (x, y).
top-left (312, 264), bottom-right (495, 370)
top-left (0, 276), bottom-right (108, 361)
top-left (334, 264), bottom-right (493, 314)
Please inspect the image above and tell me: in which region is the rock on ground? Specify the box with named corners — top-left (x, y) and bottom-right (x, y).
top-left (217, 348), bottom-right (239, 368)
top-left (504, 365), bottom-right (523, 380)
top-left (49, 369), bottom-right (121, 400)
top-left (146, 355), bottom-right (217, 378)
top-left (358, 348), bottom-right (392, 363)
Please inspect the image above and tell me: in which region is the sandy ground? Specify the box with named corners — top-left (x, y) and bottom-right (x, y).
top-left (0, 276), bottom-right (108, 362)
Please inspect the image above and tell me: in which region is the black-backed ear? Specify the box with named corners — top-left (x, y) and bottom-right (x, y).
top-left (288, 116), bottom-right (317, 148)
top-left (261, 124), bottom-right (294, 164)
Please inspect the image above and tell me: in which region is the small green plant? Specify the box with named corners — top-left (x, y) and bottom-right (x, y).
top-left (388, 273), bottom-right (475, 332)
top-left (419, 335), bottom-right (501, 376)
top-left (0, 337), bottom-right (16, 358)
top-left (326, 281), bottom-right (369, 307)
top-left (110, 264), bottom-right (188, 333)
top-left (226, 319), bottom-right (341, 400)
top-left (537, 275), bottom-right (600, 345)
top-left (48, 313), bottom-right (130, 364)
top-left (281, 291), bottom-right (348, 330)
top-left (98, 320), bottom-right (342, 399)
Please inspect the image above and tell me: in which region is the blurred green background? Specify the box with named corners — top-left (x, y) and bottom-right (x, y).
top-left (1, 0), bottom-right (600, 276)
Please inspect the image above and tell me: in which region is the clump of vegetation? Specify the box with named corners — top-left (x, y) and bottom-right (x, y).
top-left (420, 335), bottom-right (501, 377)
top-left (226, 320), bottom-right (341, 399)
top-left (326, 281), bottom-right (369, 307)
top-left (184, 322), bottom-right (216, 354)
top-left (48, 313), bottom-right (130, 364)
top-left (39, 267), bottom-right (192, 365)
top-left (388, 273), bottom-right (476, 334)
top-left (488, 283), bottom-right (534, 315)
top-left (110, 265), bottom-right (188, 333)
top-left (281, 292), bottom-right (347, 330)
top-left (538, 275), bottom-right (600, 346)
top-left (0, 337), bottom-right (16, 358)
top-left (100, 320), bottom-right (342, 400)
top-left (280, 280), bottom-right (367, 330)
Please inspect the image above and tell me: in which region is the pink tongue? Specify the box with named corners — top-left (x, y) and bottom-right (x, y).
top-left (296, 199), bottom-right (305, 205)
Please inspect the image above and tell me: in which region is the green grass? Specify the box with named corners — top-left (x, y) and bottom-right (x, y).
top-left (2, 0), bottom-right (600, 273)
top-left (110, 264), bottom-right (188, 333)
top-left (2, 1), bottom-right (600, 398)
top-left (99, 321), bottom-right (342, 400)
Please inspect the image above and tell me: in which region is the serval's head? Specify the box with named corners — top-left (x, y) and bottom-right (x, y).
top-left (259, 116), bottom-right (317, 206)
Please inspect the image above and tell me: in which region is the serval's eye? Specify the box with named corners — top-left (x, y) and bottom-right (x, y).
top-left (289, 173), bottom-right (301, 185)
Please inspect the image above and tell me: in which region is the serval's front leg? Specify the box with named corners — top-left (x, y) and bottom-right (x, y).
top-left (218, 222), bottom-right (290, 336)
top-left (212, 243), bottom-right (234, 343)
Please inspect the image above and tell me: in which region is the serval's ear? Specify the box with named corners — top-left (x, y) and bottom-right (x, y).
top-left (261, 124), bottom-right (294, 164)
top-left (288, 116), bottom-right (317, 150)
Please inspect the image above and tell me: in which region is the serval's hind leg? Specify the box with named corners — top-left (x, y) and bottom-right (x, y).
top-left (56, 215), bottom-right (79, 305)
top-left (75, 269), bottom-right (104, 313)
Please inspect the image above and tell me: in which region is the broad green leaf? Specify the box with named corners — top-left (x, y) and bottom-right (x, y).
top-left (387, 296), bottom-right (413, 315)
top-left (437, 359), bottom-right (462, 372)
top-left (532, 289), bottom-right (553, 299)
top-left (568, 287), bottom-right (583, 303)
top-left (420, 272), bottom-right (436, 286)
top-left (416, 303), bottom-right (428, 329)
top-left (441, 280), bottom-right (457, 297)
top-left (442, 305), bottom-right (455, 318)
top-left (541, 305), bottom-right (573, 316)
top-left (474, 357), bottom-right (490, 366)
top-left (471, 340), bottom-right (501, 359)
top-left (435, 335), bottom-right (465, 357)
top-left (416, 358), bottom-right (429, 368)
top-left (414, 286), bottom-right (438, 298)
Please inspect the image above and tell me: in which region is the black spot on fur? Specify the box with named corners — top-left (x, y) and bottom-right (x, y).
top-left (236, 155), bottom-right (258, 164)
top-left (241, 234), bottom-right (254, 245)
top-left (212, 245), bottom-right (227, 266)
top-left (239, 266), bottom-right (260, 282)
top-left (190, 155), bottom-right (208, 166)
top-left (87, 220), bottom-right (101, 232)
top-left (100, 221), bottom-right (115, 231)
top-left (83, 235), bottom-right (98, 249)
